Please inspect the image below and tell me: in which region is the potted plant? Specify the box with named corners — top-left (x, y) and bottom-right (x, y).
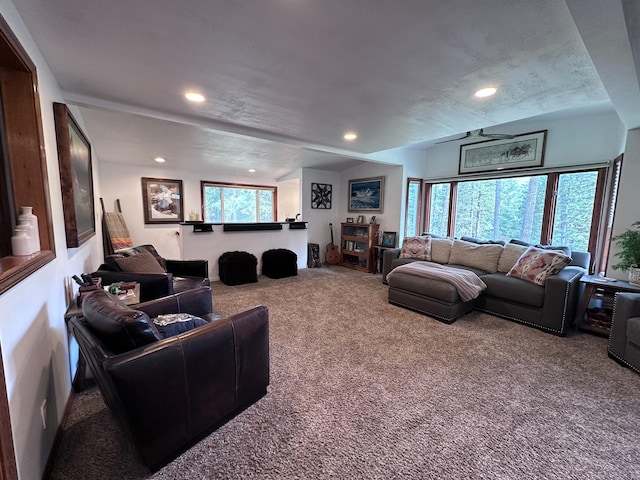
top-left (612, 221), bottom-right (640, 285)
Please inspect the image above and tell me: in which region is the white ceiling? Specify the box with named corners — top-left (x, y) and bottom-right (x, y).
top-left (12, 0), bottom-right (640, 179)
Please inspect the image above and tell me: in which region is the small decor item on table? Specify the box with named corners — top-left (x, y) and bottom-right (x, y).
top-left (370, 215), bottom-right (377, 224)
top-left (11, 225), bottom-right (31, 256)
top-left (382, 231), bottom-right (397, 248)
top-left (611, 221), bottom-right (640, 285)
top-left (356, 215), bottom-right (365, 224)
top-left (346, 217), bottom-right (354, 223)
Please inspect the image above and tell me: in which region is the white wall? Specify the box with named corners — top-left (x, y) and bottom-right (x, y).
top-left (423, 109), bottom-right (626, 179)
top-left (0, 2), bottom-right (104, 479)
top-left (300, 169), bottom-right (341, 261)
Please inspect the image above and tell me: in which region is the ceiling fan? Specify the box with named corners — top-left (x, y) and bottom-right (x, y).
top-left (436, 128), bottom-right (516, 144)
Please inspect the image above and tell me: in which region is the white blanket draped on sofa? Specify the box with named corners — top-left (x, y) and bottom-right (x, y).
top-left (386, 261), bottom-right (487, 302)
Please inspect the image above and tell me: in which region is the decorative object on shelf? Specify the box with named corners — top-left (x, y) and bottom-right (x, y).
top-left (54, 102), bottom-right (96, 248)
top-left (19, 206), bottom-right (40, 252)
top-left (346, 217), bottom-right (354, 223)
top-left (141, 177), bottom-right (184, 224)
top-left (311, 183), bottom-right (332, 209)
top-left (11, 224), bottom-right (31, 256)
top-left (370, 215), bottom-right (377, 224)
top-left (382, 231), bottom-right (397, 248)
top-left (356, 215), bottom-right (365, 223)
top-left (188, 210), bottom-right (200, 221)
top-left (348, 176), bottom-right (385, 213)
top-left (459, 130), bottom-right (547, 175)
top-left (611, 221), bottom-right (640, 285)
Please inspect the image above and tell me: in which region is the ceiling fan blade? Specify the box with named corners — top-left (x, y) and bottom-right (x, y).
top-left (481, 133), bottom-right (516, 140)
top-left (435, 133), bottom-right (470, 145)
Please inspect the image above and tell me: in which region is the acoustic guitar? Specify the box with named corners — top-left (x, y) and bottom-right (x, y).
top-left (326, 223), bottom-right (341, 265)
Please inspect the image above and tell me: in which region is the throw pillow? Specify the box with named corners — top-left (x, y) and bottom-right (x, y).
top-left (448, 240), bottom-right (503, 273)
top-left (506, 246), bottom-right (571, 286)
top-left (536, 244), bottom-right (572, 258)
top-left (82, 290), bottom-right (161, 354)
top-left (399, 236), bottom-right (432, 260)
top-left (153, 313), bottom-right (208, 338)
top-left (114, 249), bottom-right (166, 274)
top-left (430, 237), bottom-right (454, 264)
top-left (498, 243), bottom-right (529, 273)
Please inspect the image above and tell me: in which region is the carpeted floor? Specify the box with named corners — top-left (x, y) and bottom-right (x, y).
top-left (49, 267), bottom-right (640, 479)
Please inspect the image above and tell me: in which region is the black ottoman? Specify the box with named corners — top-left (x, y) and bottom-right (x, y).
top-left (218, 251), bottom-right (258, 286)
top-left (262, 248), bottom-right (298, 279)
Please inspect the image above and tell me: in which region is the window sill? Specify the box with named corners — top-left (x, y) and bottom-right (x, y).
top-left (0, 250), bottom-right (55, 296)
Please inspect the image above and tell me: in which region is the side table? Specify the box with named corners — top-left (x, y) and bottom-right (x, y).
top-left (373, 245), bottom-right (394, 274)
top-left (574, 274), bottom-right (640, 336)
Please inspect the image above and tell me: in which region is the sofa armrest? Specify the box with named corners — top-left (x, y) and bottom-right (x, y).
top-left (609, 293), bottom-right (640, 359)
top-left (165, 259), bottom-right (209, 279)
top-left (135, 286), bottom-right (213, 318)
top-left (542, 266), bottom-right (585, 334)
top-left (101, 305), bottom-right (269, 470)
top-left (382, 248), bottom-right (402, 284)
top-left (90, 270), bottom-right (174, 302)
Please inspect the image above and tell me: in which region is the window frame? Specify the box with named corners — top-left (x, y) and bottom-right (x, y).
top-left (415, 165), bottom-right (613, 271)
top-left (200, 180), bottom-right (278, 223)
top-left (404, 177), bottom-right (423, 237)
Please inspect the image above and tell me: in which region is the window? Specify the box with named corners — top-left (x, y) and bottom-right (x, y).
top-left (427, 183), bottom-right (450, 237)
top-left (454, 176), bottom-right (546, 244)
top-left (404, 178), bottom-right (423, 236)
top-left (201, 181), bottom-right (277, 223)
top-left (414, 164), bottom-right (612, 270)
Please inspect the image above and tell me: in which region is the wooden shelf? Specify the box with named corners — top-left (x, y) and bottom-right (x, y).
top-left (339, 223), bottom-right (379, 273)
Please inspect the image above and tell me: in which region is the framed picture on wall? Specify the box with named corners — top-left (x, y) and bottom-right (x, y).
top-left (382, 232), bottom-right (397, 247)
top-left (141, 177), bottom-right (184, 224)
top-left (348, 176), bottom-right (384, 212)
top-left (311, 183), bottom-right (332, 209)
top-left (53, 102), bottom-right (96, 248)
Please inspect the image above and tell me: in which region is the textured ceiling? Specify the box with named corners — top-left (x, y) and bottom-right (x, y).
top-left (11, 0), bottom-right (640, 178)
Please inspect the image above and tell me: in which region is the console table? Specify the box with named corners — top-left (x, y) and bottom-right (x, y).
top-left (574, 275), bottom-right (640, 335)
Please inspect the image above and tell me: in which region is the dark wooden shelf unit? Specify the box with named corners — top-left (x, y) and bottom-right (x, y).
top-left (339, 223), bottom-right (379, 273)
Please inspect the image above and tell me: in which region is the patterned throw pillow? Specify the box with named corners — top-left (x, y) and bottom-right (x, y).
top-left (399, 236), bottom-right (432, 260)
top-left (114, 249), bottom-right (166, 274)
top-left (506, 246), bottom-right (571, 286)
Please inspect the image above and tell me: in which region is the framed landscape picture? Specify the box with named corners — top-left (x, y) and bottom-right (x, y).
top-left (141, 177), bottom-right (184, 224)
top-left (459, 130), bottom-right (547, 175)
top-left (54, 102), bottom-right (96, 248)
top-left (348, 176), bottom-right (385, 213)
top-left (311, 183), bottom-right (332, 209)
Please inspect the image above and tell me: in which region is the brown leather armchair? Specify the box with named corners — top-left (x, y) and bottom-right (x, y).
top-left (69, 287), bottom-right (269, 471)
top-left (91, 244), bottom-right (210, 302)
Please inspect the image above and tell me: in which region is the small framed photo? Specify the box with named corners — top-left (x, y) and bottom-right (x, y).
top-left (346, 217), bottom-right (354, 223)
top-left (141, 177), bottom-right (184, 224)
top-left (370, 215), bottom-right (377, 224)
top-left (382, 231), bottom-right (397, 247)
top-left (356, 215), bottom-right (365, 223)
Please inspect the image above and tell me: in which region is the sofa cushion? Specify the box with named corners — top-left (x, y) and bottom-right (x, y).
top-left (400, 236), bottom-right (432, 260)
top-left (506, 246), bottom-right (571, 286)
top-left (82, 290), bottom-right (161, 354)
top-left (448, 240), bottom-right (503, 273)
top-left (430, 237), bottom-right (454, 264)
top-left (498, 243), bottom-right (529, 273)
top-left (508, 239), bottom-right (572, 258)
top-left (153, 313), bottom-right (208, 338)
top-left (114, 249), bottom-right (166, 274)
top-left (460, 236), bottom-right (505, 246)
top-left (481, 273), bottom-right (545, 307)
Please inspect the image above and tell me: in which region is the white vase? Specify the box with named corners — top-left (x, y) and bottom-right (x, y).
top-left (11, 225), bottom-right (31, 256)
top-left (19, 206), bottom-right (40, 252)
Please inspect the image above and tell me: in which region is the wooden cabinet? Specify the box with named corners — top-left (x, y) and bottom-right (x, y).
top-left (339, 223), bottom-right (379, 272)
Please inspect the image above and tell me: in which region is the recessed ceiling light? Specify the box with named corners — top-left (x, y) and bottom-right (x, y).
top-left (185, 92), bottom-right (205, 102)
top-left (343, 132), bottom-right (358, 141)
top-left (248, 168), bottom-right (256, 173)
top-left (154, 157), bottom-right (166, 163)
top-left (475, 87), bottom-right (497, 98)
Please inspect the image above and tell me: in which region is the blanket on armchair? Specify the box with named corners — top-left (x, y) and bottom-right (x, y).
top-left (386, 261), bottom-right (487, 302)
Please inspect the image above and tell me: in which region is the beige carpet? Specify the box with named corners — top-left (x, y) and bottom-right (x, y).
top-left (49, 267), bottom-right (640, 479)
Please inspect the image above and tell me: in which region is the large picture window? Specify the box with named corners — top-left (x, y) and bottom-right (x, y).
top-left (406, 164), bottom-right (615, 271)
top-left (201, 181), bottom-right (277, 223)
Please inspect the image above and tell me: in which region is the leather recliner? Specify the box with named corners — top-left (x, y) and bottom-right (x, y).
top-left (608, 292), bottom-right (640, 374)
top-left (91, 244), bottom-right (210, 302)
top-left (69, 286), bottom-right (270, 471)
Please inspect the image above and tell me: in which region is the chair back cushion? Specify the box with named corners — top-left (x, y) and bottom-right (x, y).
top-left (82, 289), bottom-right (161, 353)
top-left (114, 249), bottom-right (166, 274)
